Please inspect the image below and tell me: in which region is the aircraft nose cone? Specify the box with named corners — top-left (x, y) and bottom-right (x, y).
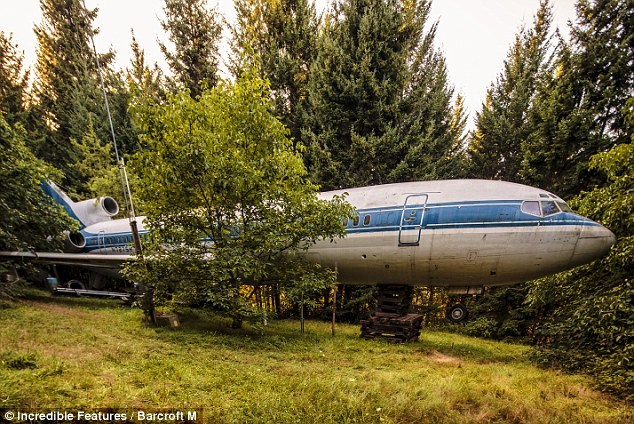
top-left (606, 227), bottom-right (617, 248)
top-left (571, 223), bottom-right (616, 266)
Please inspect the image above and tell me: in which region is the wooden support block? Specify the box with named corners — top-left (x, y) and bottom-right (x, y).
top-left (155, 313), bottom-right (181, 328)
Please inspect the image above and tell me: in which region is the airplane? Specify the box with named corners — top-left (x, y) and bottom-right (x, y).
top-left (0, 179), bottom-right (615, 334)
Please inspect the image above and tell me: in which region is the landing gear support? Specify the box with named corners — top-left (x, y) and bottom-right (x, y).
top-left (445, 286), bottom-right (484, 323)
top-left (446, 303), bottom-right (468, 323)
top-left (360, 285), bottom-right (423, 343)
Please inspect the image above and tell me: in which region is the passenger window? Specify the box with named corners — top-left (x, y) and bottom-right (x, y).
top-left (541, 201), bottom-right (560, 216)
top-left (557, 202), bottom-right (572, 213)
top-left (521, 201), bottom-right (541, 216)
top-left (363, 215), bottom-right (371, 226)
top-left (352, 215), bottom-right (360, 226)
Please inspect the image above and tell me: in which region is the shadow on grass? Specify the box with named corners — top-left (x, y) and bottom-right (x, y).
top-left (150, 309), bottom-right (334, 353)
top-left (150, 309), bottom-right (527, 366)
top-left (18, 288), bottom-right (132, 311)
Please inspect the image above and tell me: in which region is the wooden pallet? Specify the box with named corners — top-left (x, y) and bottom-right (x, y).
top-left (360, 285), bottom-right (423, 342)
top-left (360, 312), bottom-right (424, 342)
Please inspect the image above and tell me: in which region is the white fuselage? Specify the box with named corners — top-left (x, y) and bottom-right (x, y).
top-left (49, 180), bottom-right (617, 287)
top-left (308, 180), bottom-right (614, 287)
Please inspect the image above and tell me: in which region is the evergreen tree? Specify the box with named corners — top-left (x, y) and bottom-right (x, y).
top-left (468, 1), bottom-right (553, 182)
top-left (104, 70), bottom-right (140, 156)
top-left (387, 19), bottom-right (467, 182)
top-left (305, 0), bottom-right (409, 189)
top-left (31, 0), bottom-right (115, 195)
top-left (523, 0), bottom-right (633, 197)
top-left (231, 0), bottom-right (319, 143)
top-left (159, 0), bottom-right (222, 98)
top-left (520, 40), bottom-right (591, 198)
top-left (573, 0), bottom-right (633, 145)
top-left (127, 31), bottom-right (164, 103)
top-left (0, 32), bottom-right (29, 126)
top-left (305, 0), bottom-right (462, 190)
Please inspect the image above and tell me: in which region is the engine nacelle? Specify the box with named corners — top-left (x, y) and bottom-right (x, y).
top-left (64, 230), bottom-right (87, 253)
top-left (72, 197), bottom-right (120, 226)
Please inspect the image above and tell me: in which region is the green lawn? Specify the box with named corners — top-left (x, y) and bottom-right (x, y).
top-left (0, 291), bottom-right (631, 423)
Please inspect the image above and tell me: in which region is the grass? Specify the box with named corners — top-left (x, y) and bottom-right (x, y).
top-left (0, 290), bottom-right (631, 423)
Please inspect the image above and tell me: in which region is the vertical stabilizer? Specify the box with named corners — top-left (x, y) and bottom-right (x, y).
top-left (40, 181), bottom-right (83, 225)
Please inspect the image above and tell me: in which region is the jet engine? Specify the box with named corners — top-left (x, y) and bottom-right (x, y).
top-left (64, 230), bottom-right (87, 253)
top-left (72, 196), bottom-right (120, 226)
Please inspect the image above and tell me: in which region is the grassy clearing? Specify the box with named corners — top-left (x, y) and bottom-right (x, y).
top-left (0, 290), bottom-right (631, 423)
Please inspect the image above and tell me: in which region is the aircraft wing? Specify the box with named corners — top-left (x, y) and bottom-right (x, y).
top-left (0, 251), bottom-right (134, 270)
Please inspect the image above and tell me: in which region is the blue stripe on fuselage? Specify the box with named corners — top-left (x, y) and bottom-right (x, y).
top-left (345, 200), bottom-right (597, 233)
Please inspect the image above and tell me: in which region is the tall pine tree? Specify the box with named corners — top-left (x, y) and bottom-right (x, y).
top-left (468, 0), bottom-right (553, 182)
top-left (0, 32), bottom-right (29, 126)
top-left (387, 10), bottom-right (467, 182)
top-left (573, 0), bottom-right (633, 146)
top-left (127, 31), bottom-right (165, 103)
top-left (231, 0), bottom-right (319, 143)
top-left (522, 0), bottom-right (633, 197)
top-left (520, 40), bottom-right (590, 198)
top-left (31, 0), bottom-right (116, 195)
top-left (159, 0), bottom-right (222, 98)
top-left (305, 0), bottom-right (464, 190)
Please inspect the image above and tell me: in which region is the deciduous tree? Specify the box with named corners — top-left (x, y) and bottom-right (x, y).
top-left (126, 71), bottom-right (352, 327)
top-left (529, 99), bottom-right (634, 398)
top-left (0, 116), bottom-right (74, 252)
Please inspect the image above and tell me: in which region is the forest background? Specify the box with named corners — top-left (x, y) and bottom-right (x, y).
top-left (0, 0), bottom-right (631, 397)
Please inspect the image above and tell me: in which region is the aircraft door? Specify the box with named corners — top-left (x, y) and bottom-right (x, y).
top-left (97, 230), bottom-right (106, 252)
top-left (399, 194), bottom-right (428, 246)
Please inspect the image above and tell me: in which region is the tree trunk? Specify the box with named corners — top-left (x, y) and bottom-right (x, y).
top-left (273, 283), bottom-right (282, 316)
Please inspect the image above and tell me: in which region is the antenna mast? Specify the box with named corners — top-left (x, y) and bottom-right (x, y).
top-left (83, 0), bottom-right (143, 256)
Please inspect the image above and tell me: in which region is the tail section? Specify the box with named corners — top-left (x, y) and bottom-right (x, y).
top-left (41, 181), bottom-right (119, 228)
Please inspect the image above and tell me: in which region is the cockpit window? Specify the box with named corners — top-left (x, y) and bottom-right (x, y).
top-left (521, 201), bottom-right (541, 216)
top-left (557, 202), bottom-right (572, 213)
top-left (541, 201), bottom-right (560, 216)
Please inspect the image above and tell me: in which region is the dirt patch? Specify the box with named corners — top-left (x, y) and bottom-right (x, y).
top-left (428, 351), bottom-right (462, 365)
